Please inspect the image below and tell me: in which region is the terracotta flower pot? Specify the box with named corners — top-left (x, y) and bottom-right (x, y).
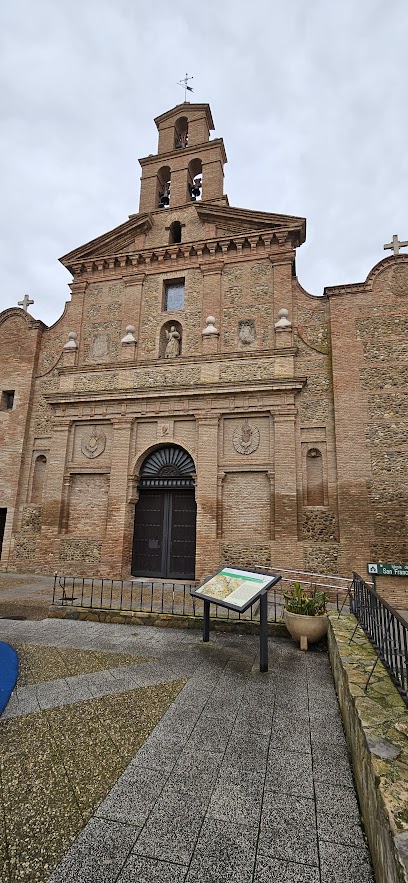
top-left (284, 610), bottom-right (328, 651)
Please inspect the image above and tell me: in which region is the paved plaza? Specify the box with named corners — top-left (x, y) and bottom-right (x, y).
top-left (0, 613), bottom-right (375, 883)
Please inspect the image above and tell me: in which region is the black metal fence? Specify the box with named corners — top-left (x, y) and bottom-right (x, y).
top-left (52, 569), bottom-right (351, 625)
top-left (351, 573), bottom-right (408, 706)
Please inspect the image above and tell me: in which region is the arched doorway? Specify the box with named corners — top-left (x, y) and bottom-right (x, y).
top-left (131, 446), bottom-right (196, 579)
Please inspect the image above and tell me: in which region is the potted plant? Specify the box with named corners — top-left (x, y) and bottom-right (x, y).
top-left (283, 581), bottom-right (329, 651)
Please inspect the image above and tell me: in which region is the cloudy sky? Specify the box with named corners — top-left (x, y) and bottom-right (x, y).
top-left (1, 0), bottom-right (407, 326)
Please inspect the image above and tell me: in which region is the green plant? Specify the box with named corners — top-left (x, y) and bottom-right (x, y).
top-left (284, 581), bottom-right (328, 616)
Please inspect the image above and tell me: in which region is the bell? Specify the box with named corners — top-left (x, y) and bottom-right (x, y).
top-left (159, 194), bottom-right (170, 207)
top-left (191, 186), bottom-right (201, 198)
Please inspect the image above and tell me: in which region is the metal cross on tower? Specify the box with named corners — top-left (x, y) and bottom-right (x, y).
top-left (18, 294), bottom-right (34, 312)
top-left (177, 73), bottom-right (194, 102)
top-left (384, 234), bottom-right (408, 256)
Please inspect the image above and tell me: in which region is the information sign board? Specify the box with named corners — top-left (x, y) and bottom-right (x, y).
top-left (191, 566), bottom-right (282, 673)
top-left (191, 567), bottom-right (279, 613)
top-left (367, 563), bottom-right (408, 578)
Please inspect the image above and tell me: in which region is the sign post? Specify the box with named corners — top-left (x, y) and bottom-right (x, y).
top-left (367, 563), bottom-right (408, 578)
top-left (367, 562), bottom-right (408, 595)
top-left (191, 567), bottom-right (281, 673)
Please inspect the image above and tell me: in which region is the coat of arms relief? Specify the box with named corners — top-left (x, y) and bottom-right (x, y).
top-left (232, 420), bottom-right (260, 455)
top-left (238, 320), bottom-right (256, 346)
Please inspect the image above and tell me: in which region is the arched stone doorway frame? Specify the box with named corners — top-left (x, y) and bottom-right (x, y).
top-left (130, 443), bottom-right (198, 580)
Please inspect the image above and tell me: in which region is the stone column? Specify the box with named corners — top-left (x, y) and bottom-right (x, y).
top-left (194, 414), bottom-right (220, 579)
top-left (101, 418), bottom-right (133, 575)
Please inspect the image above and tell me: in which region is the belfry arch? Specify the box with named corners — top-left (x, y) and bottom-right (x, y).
top-left (131, 445), bottom-right (197, 579)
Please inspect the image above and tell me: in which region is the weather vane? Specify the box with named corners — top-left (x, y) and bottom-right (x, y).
top-left (178, 73), bottom-right (194, 102)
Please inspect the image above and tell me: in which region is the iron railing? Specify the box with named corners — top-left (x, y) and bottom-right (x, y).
top-left (351, 572), bottom-right (408, 706)
top-left (52, 567), bottom-right (351, 625)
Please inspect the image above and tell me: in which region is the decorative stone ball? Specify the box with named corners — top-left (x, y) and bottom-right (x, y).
top-left (121, 325), bottom-right (137, 344)
top-left (202, 316), bottom-right (219, 336)
top-left (274, 308), bottom-right (292, 329)
top-left (64, 331), bottom-right (78, 349)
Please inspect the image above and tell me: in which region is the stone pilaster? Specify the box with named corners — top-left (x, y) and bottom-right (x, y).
top-left (200, 262), bottom-right (223, 351)
top-left (123, 273), bottom-right (145, 352)
top-left (273, 412), bottom-right (298, 544)
top-left (194, 414), bottom-right (220, 579)
top-left (38, 420), bottom-right (71, 569)
top-left (101, 418), bottom-right (133, 574)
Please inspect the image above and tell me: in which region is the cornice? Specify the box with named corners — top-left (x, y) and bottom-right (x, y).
top-left (44, 376), bottom-right (307, 407)
top-left (324, 254), bottom-right (408, 298)
top-left (67, 226), bottom-right (299, 281)
top-left (196, 203), bottom-right (306, 238)
top-left (59, 213), bottom-right (153, 270)
top-left (0, 307), bottom-right (47, 331)
top-left (54, 347), bottom-right (298, 378)
top-left (139, 137), bottom-right (227, 167)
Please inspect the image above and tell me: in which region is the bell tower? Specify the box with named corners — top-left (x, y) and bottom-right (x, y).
top-left (138, 103), bottom-right (227, 213)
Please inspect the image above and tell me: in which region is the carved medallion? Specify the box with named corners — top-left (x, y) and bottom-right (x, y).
top-left (238, 320), bottom-right (256, 345)
top-left (81, 428), bottom-right (106, 459)
top-left (232, 420), bottom-right (260, 455)
top-left (390, 265), bottom-right (408, 297)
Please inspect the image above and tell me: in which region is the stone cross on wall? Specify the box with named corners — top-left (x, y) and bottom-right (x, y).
top-left (384, 234), bottom-right (408, 256)
top-left (18, 294), bottom-right (34, 312)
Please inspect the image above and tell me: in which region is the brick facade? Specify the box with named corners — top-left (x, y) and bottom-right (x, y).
top-left (1, 101), bottom-right (407, 604)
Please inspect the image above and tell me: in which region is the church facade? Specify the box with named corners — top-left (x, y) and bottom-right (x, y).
top-left (1, 101), bottom-right (407, 604)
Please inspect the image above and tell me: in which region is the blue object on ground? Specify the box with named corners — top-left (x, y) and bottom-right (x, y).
top-left (0, 641), bottom-right (18, 715)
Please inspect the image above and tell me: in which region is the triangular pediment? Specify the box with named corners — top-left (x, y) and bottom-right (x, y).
top-left (196, 203), bottom-right (306, 242)
top-left (59, 214), bottom-right (153, 271)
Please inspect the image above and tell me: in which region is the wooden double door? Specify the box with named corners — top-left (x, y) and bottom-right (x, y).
top-left (131, 490), bottom-right (196, 579)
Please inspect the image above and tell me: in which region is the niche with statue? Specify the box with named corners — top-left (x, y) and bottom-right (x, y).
top-left (159, 321), bottom-right (183, 359)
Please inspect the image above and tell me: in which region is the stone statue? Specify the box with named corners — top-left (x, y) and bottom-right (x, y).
top-left (165, 326), bottom-right (181, 358)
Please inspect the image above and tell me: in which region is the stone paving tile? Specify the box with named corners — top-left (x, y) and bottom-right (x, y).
top-left (96, 767), bottom-right (167, 827)
top-left (214, 763), bottom-right (265, 791)
top-left (188, 714), bottom-right (235, 752)
top-left (132, 734), bottom-right (187, 773)
top-left (312, 742), bottom-right (354, 788)
top-left (1, 688), bottom-right (41, 719)
top-left (315, 782), bottom-right (366, 847)
top-left (207, 779), bottom-right (263, 824)
top-left (254, 854), bottom-right (320, 883)
top-left (232, 703), bottom-right (274, 735)
top-left (133, 806), bottom-right (204, 865)
top-left (260, 790), bottom-right (319, 867)
top-left (165, 746), bottom-right (224, 793)
top-left (264, 747), bottom-right (314, 797)
top-left (270, 720), bottom-right (312, 751)
top-left (309, 716), bottom-right (345, 744)
top-left (224, 730), bottom-right (270, 769)
top-left (48, 817), bottom-right (139, 883)
top-left (34, 679), bottom-right (76, 709)
top-left (117, 854), bottom-right (188, 883)
top-left (319, 839), bottom-right (374, 883)
top-left (184, 817), bottom-right (258, 883)
top-left (198, 693), bottom-right (242, 720)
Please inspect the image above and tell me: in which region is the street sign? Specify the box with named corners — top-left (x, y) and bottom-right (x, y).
top-left (367, 563), bottom-right (408, 577)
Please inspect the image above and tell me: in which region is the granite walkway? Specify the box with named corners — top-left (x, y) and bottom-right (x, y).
top-left (0, 617), bottom-right (374, 883)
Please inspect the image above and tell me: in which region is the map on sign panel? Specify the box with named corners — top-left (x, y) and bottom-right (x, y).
top-left (194, 568), bottom-right (272, 610)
